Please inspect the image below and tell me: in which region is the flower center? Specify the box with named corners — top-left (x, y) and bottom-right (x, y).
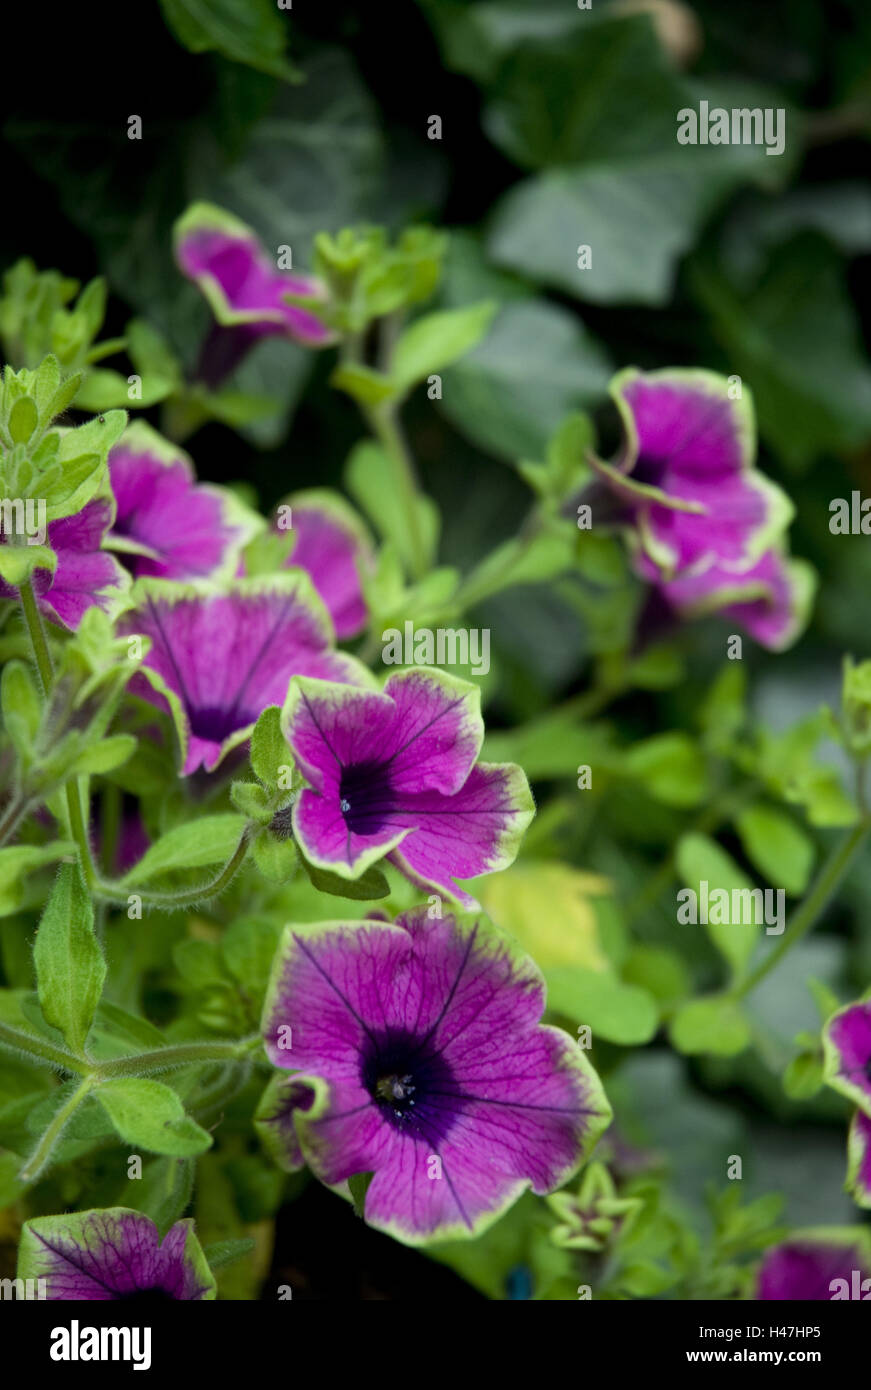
top-left (188, 704), bottom-right (247, 743)
top-left (361, 1028), bottom-right (459, 1139)
top-left (338, 760), bottom-right (396, 836)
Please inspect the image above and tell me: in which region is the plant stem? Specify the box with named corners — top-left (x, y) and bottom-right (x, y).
top-left (93, 1036), bottom-right (261, 1080)
top-left (19, 1077), bottom-right (94, 1182)
top-left (19, 578), bottom-right (53, 692)
top-left (93, 831), bottom-right (250, 908)
top-left (0, 1020), bottom-right (86, 1073)
top-left (731, 819), bottom-right (870, 1001)
top-left (365, 403), bottom-right (427, 579)
top-left (66, 779), bottom-right (97, 892)
top-left (0, 794), bottom-right (30, 847)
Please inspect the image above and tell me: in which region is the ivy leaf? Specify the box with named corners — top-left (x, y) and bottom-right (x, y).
top-left (158, 0), bottom-right (297, 80)
top-left (33, 864), bottom-right (105, 1054)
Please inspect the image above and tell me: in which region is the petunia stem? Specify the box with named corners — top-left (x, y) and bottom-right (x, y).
top-left (19, 1077), bottom-right (95, 1183)
top-left (731, 818), bottom-right (870, 1002)
top-left (0, 1020), bottom-right (86, 1073)
top-left (92, 1035), bottom-right (261, 1080)
top-left (92, 829), bottom-right (250, 908)
top-left (18, 577), bottom-right (54, 693)
top-left (364, 402), bottom-right (427, 580)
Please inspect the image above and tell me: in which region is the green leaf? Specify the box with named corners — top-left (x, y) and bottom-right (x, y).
top-left (300, 856), bottom-right (390, 901)
top-left (391, 301), bottom-right (496, 392)
top-left (68, 733), bottom-right (137, 777)
top-left (782, 1052), bottom-right (823, 1100)
top-left (348, 1170), bottom-right (374, 1219)
top-left (329, 362), bottom-right (396, 408)
top-left (345, 440), bottom-right (439, 577)
top-left (8, 396), bottom-right (38, 443)
top-left (1, 659), bottom-right (41, 759)
top-left (437, 237), bottom-right (611, 461)
top-left (692, 234), bottom-right (871, 467)
top-left (0, 842), bottom-right (75, 916)
top-left (96, 1078), bottom-right (213, 1156)
top-left (251, 828), bottom-right (299, 884)
top-left (249, 705), bottom-right (289, 788)
top-left (230, 780), bottom-right (273, 824)
top-left (120, 814), bottom-right (246, 887)
top-left (545, 966), bottom-right (659, 1046)
top-left (735, 803), bottom-right (815, 896)
top-left (669, 995), bottom-right (752, 1057)
top-left (621, 733), bottom-right (710, 808)
top-left (676, 833), bottom-right (760, 979)
top-left (203, 1237), bottom-right (255, 1271)
top-left (33, 864), bottom-right (105, 1054)
top-left (158, 0), bottom-right (296, 79)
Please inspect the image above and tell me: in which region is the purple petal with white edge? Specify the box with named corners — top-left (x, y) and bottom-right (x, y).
top-left (389, 762), bottom-right (536, 906)
top-left (118, 575), bottom-right (374, 776)
top-left (606, 369), bottom-right (791, 578)
top-left (260, 908), bottom-right (611, 1244)
top-left (0, 497), bottom-right (127, 630)
top-left (659, 550), bottom-right (815, 651)
top-left (282, 670), bottom-right (500, 884)
top-left (823, 998), bottom-right (871, 1117)
top-left (255, 1073), bottom-right (316, 1173)
top-left (174, 202), bottom-right (332, 346)
top-left (108, 423), bottom-right (260, 581)
top-left (16, 1207), bottom-right (215, 1300)
top-left (281, 489), bottom-right (374, 640)
top-left (757, 1230), bottom-right (871, 1300)
top-left (847, 1110), bottom-right (871, 1209)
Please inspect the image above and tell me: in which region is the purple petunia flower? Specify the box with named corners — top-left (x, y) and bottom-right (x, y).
top-left (259, 906), bottom-right (611, 1244)
top-left (658, 546), bottom-right (815, 652)
top-left (847, 1110), bottom-right (871, 1209)
top-left (17, 1207), bottom-right (216, 1300)
top-left (108, 422), bottom-right (260, 582)
top-left (174, 202), bottom-right (333, 386)
top-left (757, 1231), bottom-right (871, 1300)
top-left (277, 490), bottom-right (374, 641)
top-left (0, 497), bottom-right (126, 630)
top-left (595, 369), bottom-right (791, 579)
top-left (118, 575), bottom-right (373, 775)
top-left (583, 368), bottom-right (810, 648)
top-left (280, 667), bottom-right (535, 902)
top-left (822, 997), bottom-right (871, 1117)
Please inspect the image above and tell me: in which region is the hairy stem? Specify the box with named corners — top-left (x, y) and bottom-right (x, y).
top-left (19, 1078), bottom-right (94, 1182)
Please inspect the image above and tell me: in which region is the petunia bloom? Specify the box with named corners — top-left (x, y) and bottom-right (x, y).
top-left (756, 1230), bottom-right (871, 1300)
top-left (108, 422), bottom-right (260, 582)
top-left (174, 202), bottom-right (333, 387)
top-left (0, 497), bottom-right (126, 630)
top-left (594, 368), bottom-right (792, 581)
top-left (277, 489), bottom-right (374, 640)
top-left (822, 997), bottom-right (871, 1116)
top-left (657, 546), bottom-right (815, 652)
top-left (17, 1207), bottom-right (215, 1300)
top-left (259, 906), bottom-right (611, 1244)
top-left (118, 574), bottom-right (373, 775)
top-left (280, 667), bottom-right (534, 902)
